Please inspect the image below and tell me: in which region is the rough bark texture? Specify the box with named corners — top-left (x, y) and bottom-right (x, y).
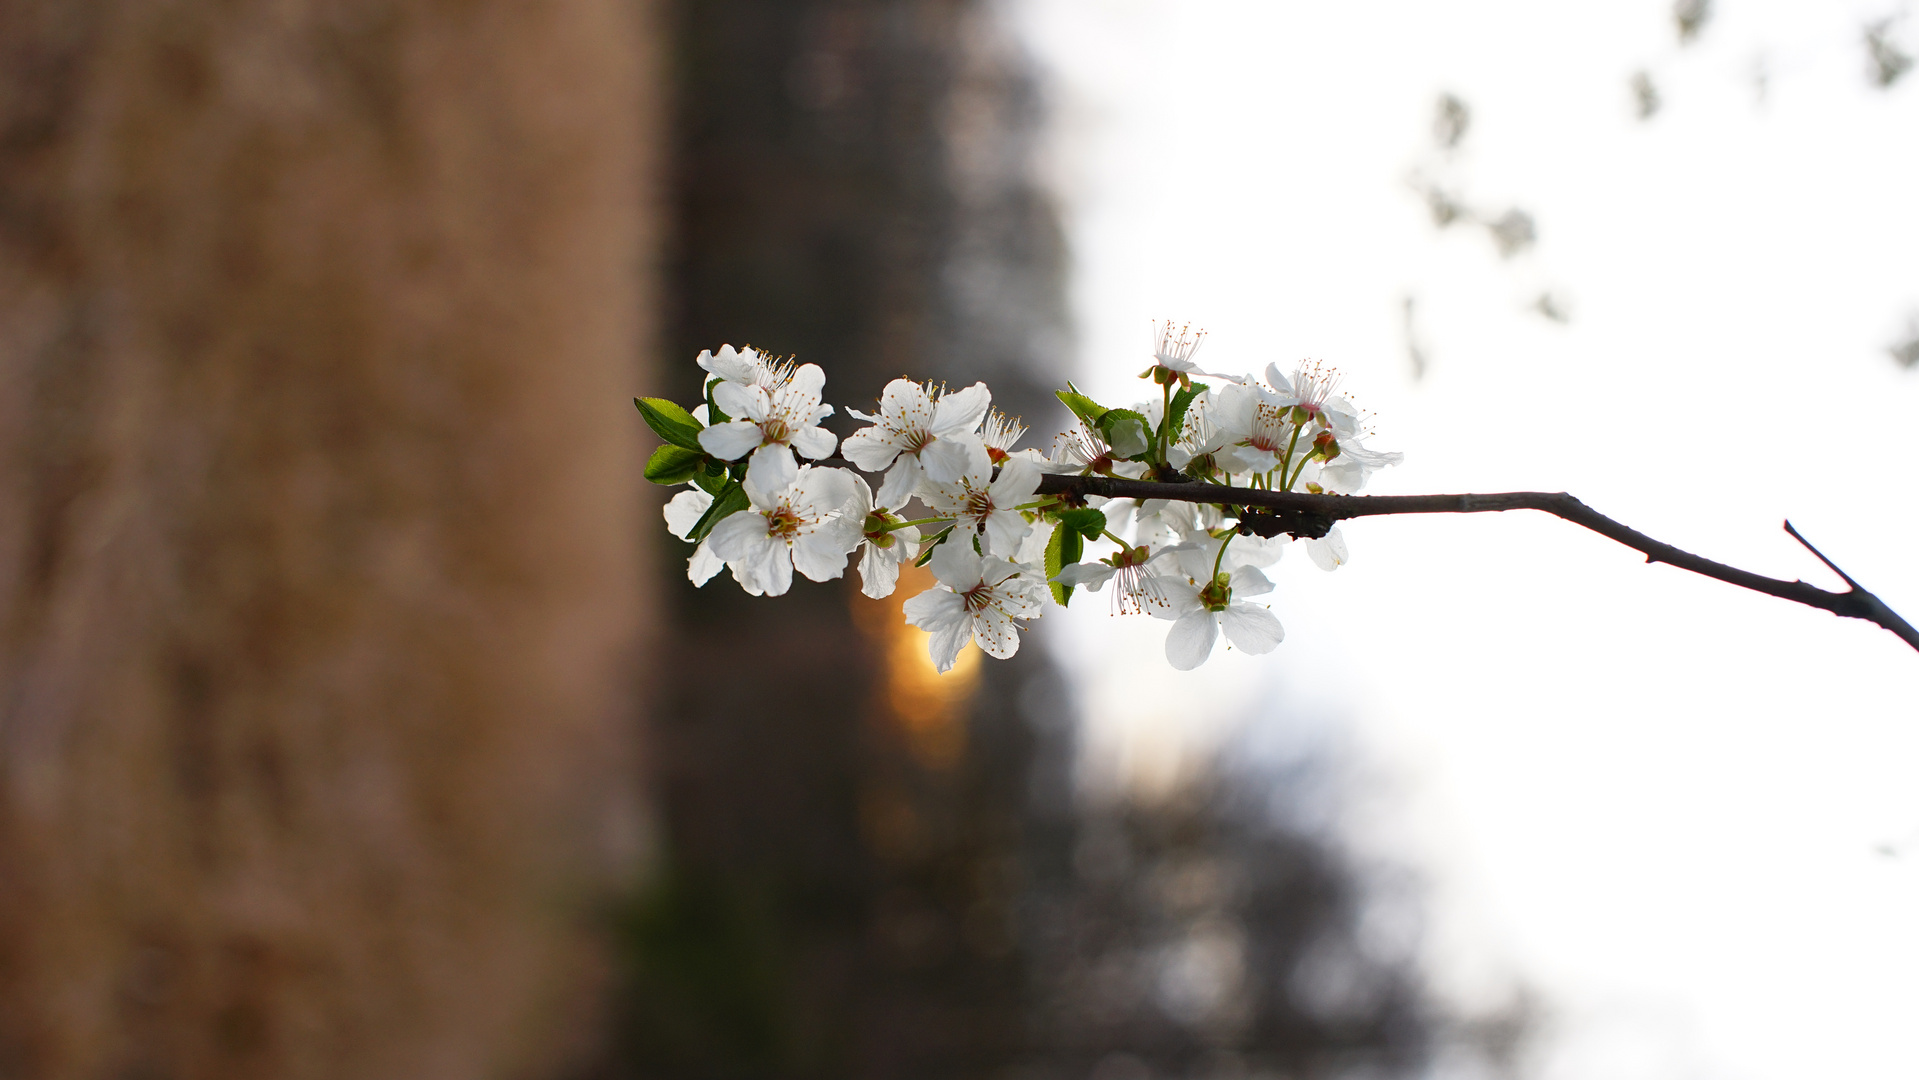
top-left (0, 2), bottom-right (656, 1077)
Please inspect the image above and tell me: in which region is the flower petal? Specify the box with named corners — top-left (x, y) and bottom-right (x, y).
top-left (919, 433), bottom-right (987, 484)
top-left (790, 424), bottom-right (838, 460)
top-left (698, 420), bottom-right (765, 462)
top-left (1051, 562), bottom-right (1117, 589)
top-left (875, 454), bottom-right (924, 509)
top-left (687, 541), bottom-right (725, 586)
top-left (663, 489), bottom-right (714, 540)
top-left (1141, 577), bottom-right (1200, 621)
top-left (928, 535), bottom-right (984, 587)
top-left (858, 543), bottom-right (904, 599)
top-left (706, 512), bottom-right (769, 563)
top-left (841, 427), bottom-right (904, 471)
top-left (712, 380), bottom-right (760, 420)
top-left (744, 444), bottom-right (798, 501)
top-left (1219, 603), bottom-right (1284, 654)
top-left (1230, 565), bottom-right (1274, 597)
top-left (971, 605), bottom-right (1022, 659)
top-left (792, 530), bottom-right (853, 582)
top-left (1165, 611), bottom-right (1219, 670)
top-left (930, 382), bottom-right (991, 435)
top-left (1307, 526), bottom-right (1348, 571)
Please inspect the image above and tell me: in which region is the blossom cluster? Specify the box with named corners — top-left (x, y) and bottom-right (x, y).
top-left (638, 324), bottom-right (1402, 672)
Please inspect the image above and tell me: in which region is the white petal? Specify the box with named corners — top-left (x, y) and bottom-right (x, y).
top-left (787, 363), bottom-right (827, 399)
top-left (987, 457), bottom-right (1042, 502)
top-left (981, 510), bottom-right (1029, 558)
top-left (971, 605), bottom-right (1022, 660)
top-left (1051, 562), bottom-right (1117, 589)
top-left (687, 541), bottom-right (725, 586)
top-left (698, 344), bottom-right (756, 383)
top-left (1230, 565), bottom-right (1274, 597)
top-left (928, 535), bottom-right (984, 587)
top-left (790, 424), bottom-right (838, 460)
top-left (875, 455), bottom-right (925, 508)
top-left (706, 512), bottom-right (770, 563)
top-left (1165, 611), bottom-right (1219, 670)
top-left (930, 382), bottom-right (991, 435)
top-left (711, 380), bottom-right (759, 419)
top-left (1219, 603), bottom-right (1284, 654)
top-left (1263, 362), bottom-right (1295, 398)
top-left (926, 618), bottom-right (973, 674)
top-left (919, 434), bottom-right (987, 484)
top-left (858, 544), bottom-right (903, 599)
top-left (743, 544), bottom-right (795, 596)
top-left (1307, 526), bottom-right (1348, 571)
top-left (791, 530), bottom-right (853, 582)
top-left (663, 489), bottom-right (714, 539)
top-left (902, 584), bottom-right (964, 630)
top-left (744, 444), bottom-right (798, 501)
top-left (877, 378), bottom-right (935, 426)
top-left (698, 420), bottom-right (764, 461)
top-left (841, 427), bottom-right (905, 471)
top-left (1142, 577), bottom-right (1201, 621)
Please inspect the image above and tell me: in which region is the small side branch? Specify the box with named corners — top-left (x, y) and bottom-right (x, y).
top-left (1037, 474), bottom-right (1919, 653)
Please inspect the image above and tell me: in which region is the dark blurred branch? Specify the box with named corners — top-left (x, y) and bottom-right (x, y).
top-left (1035, 474), bottom-right (1919, 653)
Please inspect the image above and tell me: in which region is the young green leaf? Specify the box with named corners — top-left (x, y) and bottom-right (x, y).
top-left (1045, 520), bottom-right (1084, 606)
top-left (644, 444), bottom-right (705, 486)
top-left (636, 397), bottom-right (705, 451)
top-left (692, 458), bottom-right (729, 496)
top-left (1098, 408), bottom-right (1153, 460)
top-left (1165, 385), bottom-right (1202, 446)
top-left (1055, 384), bottom-right (1109, 426)
top-left (703, 377), bottom-right (731, 424)
top-left (1052, 506), bottom-right (1108, 541)
top-left (686, 480), bottom-right (749, 543)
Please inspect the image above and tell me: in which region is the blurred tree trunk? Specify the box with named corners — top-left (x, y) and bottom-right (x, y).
top-left (0, 2), bottom-right (657, 1077)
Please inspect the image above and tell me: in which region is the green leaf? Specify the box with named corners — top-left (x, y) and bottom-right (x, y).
top-left (913, 525), bottom-right (957, 567)
top-left (645, 444), bottom-right (705, 486)
top-left (1045, 521), bottom-right (1084, 606)
top-left (703, 377), bottom-right (731, 424)
top-left (686, 481), bottom-right (749, 543)
top-left (1098, 408), bottom-right (1152, 460)
top-left (692, 459), bottom-right (729, 496)
top-left (1055, 384), bottom-right (1109, 426)
top-left (1165, 385), bottom-right (1202, 446)
top-left (1052, 506), bottom-right (1108, 541)
top-left (636, 397), bottom-right (705, 451)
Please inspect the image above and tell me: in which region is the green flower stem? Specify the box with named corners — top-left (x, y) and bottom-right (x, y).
top-left (886, 516), bottom-right (952, 532)
top-left (1277, 423), bottom-right (1303, 489)
top-left (1211, 530), bottom-right (1235, 581)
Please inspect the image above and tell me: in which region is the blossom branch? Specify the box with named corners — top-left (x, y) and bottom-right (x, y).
top-left (1035, 474), bottom-right (1919, 653)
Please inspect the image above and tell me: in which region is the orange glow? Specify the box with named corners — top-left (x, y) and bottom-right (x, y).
top-left (851, 563), bottom-right (980, 770)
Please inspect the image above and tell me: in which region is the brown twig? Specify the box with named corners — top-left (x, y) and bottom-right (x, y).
top-left (1035, 473), bottom-right (1919, 653)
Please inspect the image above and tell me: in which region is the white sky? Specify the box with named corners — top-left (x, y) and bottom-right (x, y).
top-left (1011, 2), bottom-right (1919, 1077)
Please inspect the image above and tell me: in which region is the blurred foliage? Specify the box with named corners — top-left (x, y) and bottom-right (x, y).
top-left (1673, 0), bottom-right (1713, 46)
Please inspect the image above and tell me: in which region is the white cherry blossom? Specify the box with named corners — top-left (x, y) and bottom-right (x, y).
top-left (846, 473), bottom-right (919, 599)
top-left (697, 362), bottom-right (838, 495)
top-left (1141, 564), bottom-right (1285, 670)
top-left (696, 343), bottom-right (792, 391)
top-left (706, 466), bottom-right (861, 597)
top-left (901, 540), bottom-right (1046, 673)
top-left (842, 379), bottom-right (991, 507)
top-left (922, 457), bottom-right (1041, 556)
top-left (1151, 320), bottom-right (1207, 373)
